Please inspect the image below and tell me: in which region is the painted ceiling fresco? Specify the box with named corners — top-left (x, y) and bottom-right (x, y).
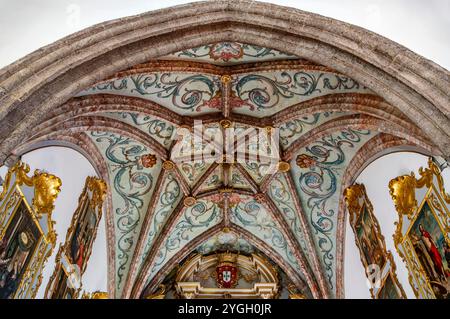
top-left (88, 131), bottom-right (162, 290)
top-left (59, 41), bottom-right (396, 298)
top-left (196, 230), bottom-right (254, 255)
top-left (229, 194), bottom-right (305, 280)
top-left (161, 42), bottom-right (297, 65)
top-left (102, 112), bottom-right (176, 149)
top-left (156, 243), bottom-right (303, 299)
top-left (76, 69), bottom-right (372, 118)
top-left (290, 129), bottom-right (376, 288)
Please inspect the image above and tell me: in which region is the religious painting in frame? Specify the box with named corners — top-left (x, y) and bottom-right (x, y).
top-left (344, 183), bottom-right (406, 298)
top-left (376, 272), bottom-right (402, 299)
top-left (0, 161), bottom-right (61, 299)
top-left (44, 244), bottom-right (80, 299)
top-left (81, 290), bottom-right (108, 299)
top-left (389, 158), bottom-right (450, 299)
top-left (44, 176), bottom-right (106, 299)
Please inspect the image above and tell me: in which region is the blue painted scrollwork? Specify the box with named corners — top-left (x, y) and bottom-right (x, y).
top-left (294, 128), bottom-right (372, 288)
top-left (268, 174), bottom-right (308, 252)
top-left (235, 72), bottom-right (361, 110)
top-left (85, 73), bottom-right (220, 112)
top-left (130, 73), bottom-right (218, 111)
top-left (115, 112), bottom-right (175, 147)
top-left (230, 199), bottom-right (298, 267)
top-left (89, 132), bottom-right (158, 287)
top-left (140, 173), bottom-right (182, 265)
top-left (149, 200), bottom-right (222, 278)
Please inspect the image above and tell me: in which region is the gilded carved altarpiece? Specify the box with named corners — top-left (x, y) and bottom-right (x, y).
top-left (344, 183), bottom-right (405, 298)
top-left (44, 176), bottom-right (106, 299)
top-left (0, 162), bottom-right (61, 299)
top-left (389, 158), bottom-right (450, 299)
top-left (151, 251), bottom-right (280, 299)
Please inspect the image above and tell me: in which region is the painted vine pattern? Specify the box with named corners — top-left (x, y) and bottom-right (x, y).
top-left (204, 171), bottom-right (221, 188)
top-left (149, 200), bottom-right (222, 280)
top-left (268, 174), bottom-right (309, 253)
top-left (230, 198), bottom-right (300, 270)
top-left (180, 161), bottom-right (209, 185)
top-left (130, 73), bottom-right (218, 111)
top-left (244, 161), bottom-right (271, 183)
top-left (279, 112), bottom-right (346, 148)
top-left (89, 131), bottom-right (159, 290)
top-left (105, 112), bottom-right (176, 148)
top-left (234, 71), bottom-right (365, 111)
top-left (231, 169), bottom-right (247, 188)
top-left (80, 70), bottom-right (369, 116)
top-left (295, 128), bottom-right (373, 289)
top-left (140, 173), bottom-right (182, 266)
top-left (196, 231), bottom-right (254, 255)
top-left (85, 73), bottom-right (221, 112)
top-left (171, 42), bottom-right (295, 62)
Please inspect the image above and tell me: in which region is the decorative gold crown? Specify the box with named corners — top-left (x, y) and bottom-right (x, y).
top-left (217, 251), bottom-right (237, 265)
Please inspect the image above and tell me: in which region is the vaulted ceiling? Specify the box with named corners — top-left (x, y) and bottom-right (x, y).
top-left (15, 41), bottom-right (436, 299)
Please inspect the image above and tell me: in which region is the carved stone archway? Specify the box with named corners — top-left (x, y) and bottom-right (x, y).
top-left (1, 1), bottom-right (448, 299)
top-left (0, 1), bottom-right (448, 164)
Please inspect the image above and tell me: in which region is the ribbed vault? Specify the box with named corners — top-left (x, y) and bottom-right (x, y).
top-left (0, 1), bottom-right (448, 299)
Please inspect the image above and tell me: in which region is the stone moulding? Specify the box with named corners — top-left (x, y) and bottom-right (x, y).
top-left (0, 0), bottom-right (448, 164)
top-left (0, 0), bottom-right (449, 299)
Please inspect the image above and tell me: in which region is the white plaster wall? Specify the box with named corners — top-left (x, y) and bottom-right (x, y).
top-left (0, 147), bottom-right (108, 298)
top-left (344, 152), bottom-right (450, 299)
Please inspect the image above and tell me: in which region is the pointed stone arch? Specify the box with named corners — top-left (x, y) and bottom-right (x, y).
top-left (1, 0), bottom-right (448, 299)
top-left (0, 1), bottom-right (448, 164)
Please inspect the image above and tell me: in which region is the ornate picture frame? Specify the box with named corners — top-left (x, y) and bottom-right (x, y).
top-left (0, 162), bottom-right (61, 299)
top-left (344, 183), bottom-right (406, 298)
top-left (389, 158), bottom-right (450, 299)
top-left (44, 176), bottom-right (106, 299)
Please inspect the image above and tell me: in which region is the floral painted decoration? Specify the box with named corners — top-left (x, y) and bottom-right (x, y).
top-left (296, 154), bottom-right (316, 168)
top-left (209, 42), bottom-right (244, 62)
top-left (140, 154), bottom-right (157, 168)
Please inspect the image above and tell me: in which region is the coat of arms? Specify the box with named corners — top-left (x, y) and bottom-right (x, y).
top-left (215, 252), bottom-right (238, 288)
